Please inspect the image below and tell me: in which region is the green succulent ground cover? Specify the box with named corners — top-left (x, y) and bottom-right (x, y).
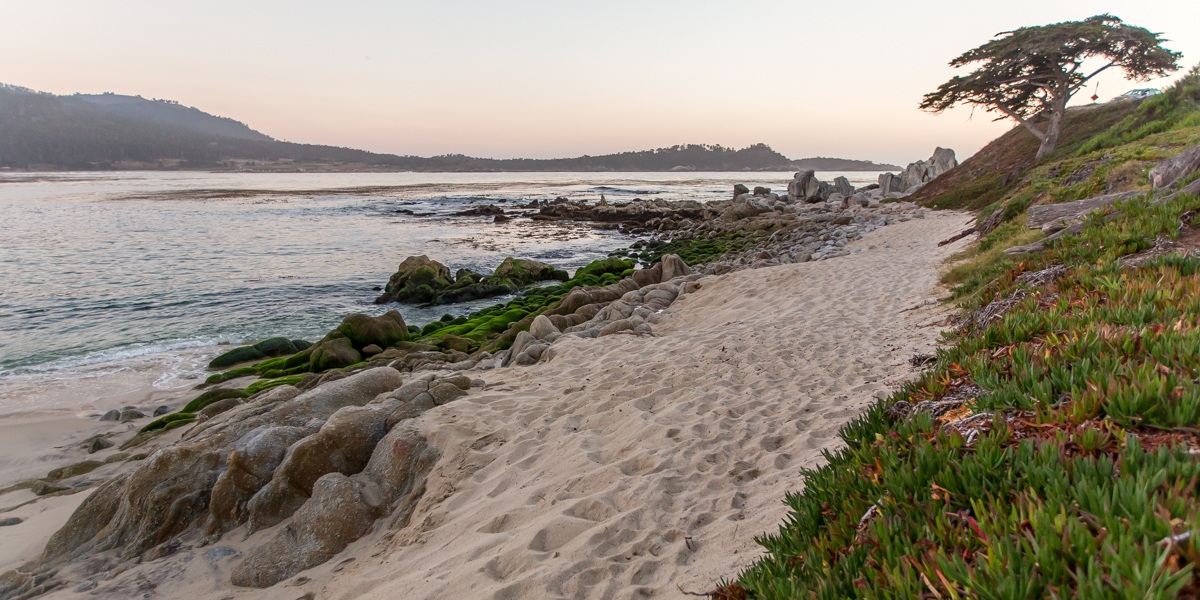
top-left (724, 71), bottom-right (1200, 599)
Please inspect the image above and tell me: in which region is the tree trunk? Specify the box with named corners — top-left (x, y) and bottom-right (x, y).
top-left (1034, 83), bottom-right (1071, 161)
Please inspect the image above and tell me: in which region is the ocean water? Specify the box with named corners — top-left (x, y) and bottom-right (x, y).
top-left (0, 170), bottom-right (881, 408)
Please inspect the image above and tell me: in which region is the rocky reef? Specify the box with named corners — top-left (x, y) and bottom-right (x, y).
top-left (373, 255), bottom-right (569, 305)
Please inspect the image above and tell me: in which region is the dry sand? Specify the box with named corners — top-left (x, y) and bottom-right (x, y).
top-left (19, 210), bottom-right (973, 599)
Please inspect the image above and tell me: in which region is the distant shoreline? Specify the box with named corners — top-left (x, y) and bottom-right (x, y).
top-left (0, 165), bottom-right (898, 174)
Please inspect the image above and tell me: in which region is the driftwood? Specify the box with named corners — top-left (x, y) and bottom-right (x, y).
top-left (1025, 191), bottom-right (1143, 230)
top-left (937, 226), bottom-right (978, 247)
top-left (1004, 222), bottom-right (1087, 254)
top-left (1155, 177), bottom-right (1200, 205)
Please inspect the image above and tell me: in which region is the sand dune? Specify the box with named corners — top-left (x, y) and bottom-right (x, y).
top-left (295, 211), bottom-right (973, 599)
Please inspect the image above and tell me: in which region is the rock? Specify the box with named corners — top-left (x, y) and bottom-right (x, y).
top-left (898, 147), bottom-right (957, 193)
top-left (118, 408), bottom-right (146, 422)
top-left (231, 423), bottom-right (438, 588)
top-left (505, 331), bottom-right (537, 366)
top-left (437, 334), bottom-right (473, 354)
top-left (32, 481), bottom-right (68, 496)
top-left (878, 172), bottom-right (902, 195)
top-left (198, 397), bottom-right (242, 420)
top-left (659, 254), bottom-right (692, 281)
top-left (752, 186), bottom-right (772, 196)
top-left (900, 161), bottom-right (928, 192)
top-left (38, 368), bottom-right (404, 569)
top-left (337, 311), bottom-right (409, 349)
top-left (235, 474), bottom-right (377, 588)
top-left (732, 183), bottom-right (749, 199)
top-left (833, 176), bottom-right (854, 197)
top-left (309, 336), bottom-right (362, 372)
top-left (208, 337), bottom-right (301, 369)
top-left (493, 214), bottom-right (510, 223)
top-left (441, 374), bottom-right (473, 390)
top-left (361, 344), bottom-right (383, 356)
top-left (376, 255), bottom-right (451, 304)
top-left (492, 258), bottom-right (568, 285)
top-left (787, 170), bottom-right (822, 203)
top-left (721, 195), bottom-right (772, 221)
top-left (246, 401), bottom-right (397, 532)
top-left (428, 382), bottom-right (467, 405)
top-left (930, 147), bottom-right (957, 174)
top-left (1149, 143), bottom-right (1200, 189)
top-left (99, 409), bottom-right (121, 422)
top-left (207, 425), bottom-right (313, 535)
top-left (85, 436), bottom-right (113, 454)
top-left (528, 315), bottom-right (559, 340)
top-left (0, 517), bottom-right (23, 527)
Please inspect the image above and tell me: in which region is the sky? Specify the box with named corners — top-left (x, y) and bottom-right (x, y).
top-left (2, 1), bottom-right (1198, 165)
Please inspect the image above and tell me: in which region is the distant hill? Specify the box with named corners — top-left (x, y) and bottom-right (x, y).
top-left (72, 92), bottom-right (272, 142)
top-left (0, 84), bottom-right (899, 172)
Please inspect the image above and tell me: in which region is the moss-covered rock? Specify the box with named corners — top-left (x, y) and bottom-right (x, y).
top-left (46, 461), bottom-right (104, 481)
top-left (182, 387), bottom-right (252, 414)
top-left (375, 255), bottom-right (451, 304)
top-left (337, 311), bottom-right (409, 349)
top-left (310, 336), bottom-right (362, 372)
top-left (376, 256), bottom-right (570, 306)
top-left (140, 412), bottom-right (197, 433)
top-left (208, 337), bottom-right (308, 369)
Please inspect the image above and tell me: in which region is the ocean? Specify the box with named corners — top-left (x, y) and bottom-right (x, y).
top-left (0, 170), bottom-right (881, 410)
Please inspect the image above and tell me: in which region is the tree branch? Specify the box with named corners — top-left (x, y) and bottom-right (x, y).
top-left (1082, 61), bottom-right (1117, 83)
top-left (995, 104), bottom-right (1047, 141)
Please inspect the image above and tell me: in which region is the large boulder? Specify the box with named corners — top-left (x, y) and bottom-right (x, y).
top-left (375, 255), bottom-right (452, 303)
top-left (245, 401), bottom-right (398, 532)
top-left (833, 176), bottom-right (854, 197)
top-left (930, 147), bottom-right (958, 175)
top-left (787, 170), bottom-right (821, 203)
top-left (36, 368), bottom-right (408, 589)
top-left (721, 195), bottom-right (773, 221)
top-left (338, 311), bottom-right (409, 349)
top-left (309, 335), bottom-right (362, 371)
top-left (231, 423), bottom-right (439, 588)
top-left (878, 172), bottom-right (902, 195)
top-left (898, 147), bottom-right (957, 193)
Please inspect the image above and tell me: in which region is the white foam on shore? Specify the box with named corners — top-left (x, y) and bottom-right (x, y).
top-left (0, 343), bottom-right (222, 414)
top-left (1, 336), bottom-right (233, 378)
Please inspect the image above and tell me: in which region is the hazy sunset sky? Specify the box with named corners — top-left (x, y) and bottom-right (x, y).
top-left (3, 1), bottom-right (1197, 164)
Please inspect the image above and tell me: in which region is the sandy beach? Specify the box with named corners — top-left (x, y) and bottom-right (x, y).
top-left (1, 209), bottom-right (973, 599)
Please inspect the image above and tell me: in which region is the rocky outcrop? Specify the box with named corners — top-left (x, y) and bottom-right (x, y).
top-left (281, 311), bottom-right (409, 373)
top-left (896, 147), bottom-right (958, 194)
top-left (503, 254), bottom-right (696, 367)
top-left (534, 197), bottom-right (713, 226)
top-left (230, 423), bottom-right (438, 588)
top-left (787, 170), bottom-right (823, 203)
top-left (375, 256), bottom-right (568, 305)
top-left (377, 255), bottom-right (452, 303)
top-left (24, 366), bottom-right (480, 592)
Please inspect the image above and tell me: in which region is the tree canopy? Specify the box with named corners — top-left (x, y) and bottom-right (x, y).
top-left (920, 14), bottom-right (1181, 160)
